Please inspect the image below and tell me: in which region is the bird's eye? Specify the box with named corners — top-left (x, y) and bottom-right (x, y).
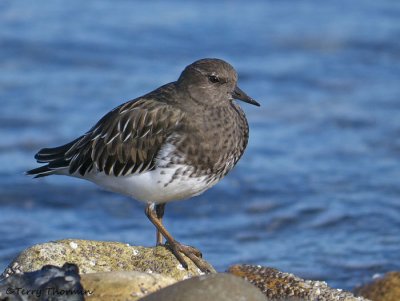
top-left (208, 75), bottom-right (220, 83)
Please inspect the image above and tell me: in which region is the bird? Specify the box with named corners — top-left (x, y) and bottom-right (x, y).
top-left (26, 58), bottom-right (260, 272)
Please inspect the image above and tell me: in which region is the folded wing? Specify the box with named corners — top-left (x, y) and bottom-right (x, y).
top-left (27, 98), bottom-right (185, 178)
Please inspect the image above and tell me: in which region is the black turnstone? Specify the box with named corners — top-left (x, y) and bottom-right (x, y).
top-left (27, 58), bottom-right (260, 272)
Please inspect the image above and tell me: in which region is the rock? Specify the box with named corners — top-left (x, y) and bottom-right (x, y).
top-left (138, 273), bottom-right (267, 301)
top-left (0, 263), bottom-right (85, 301)
top-left (5, 239), bottom-right (215, 281)
top-left (355, 272), bottom-right (400, 301)
top-left (228, 264), bottom-right (370, 301)
top-left (81, 271), bottom-right (176, 301)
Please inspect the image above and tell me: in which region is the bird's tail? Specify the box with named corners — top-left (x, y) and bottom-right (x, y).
top-left (26, 138), bottom-right (80, 178)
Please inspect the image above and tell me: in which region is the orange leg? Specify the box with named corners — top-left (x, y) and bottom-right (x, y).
top-left (145, 203), bottom-right (209, 273)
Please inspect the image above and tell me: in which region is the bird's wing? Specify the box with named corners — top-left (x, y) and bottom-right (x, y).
top-left (63, 98), bottom-right (185, 176)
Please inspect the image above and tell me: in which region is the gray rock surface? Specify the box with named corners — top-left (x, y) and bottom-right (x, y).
top-left (138, 273), bottom-right (267, 301)
top-left (228, 264), bottom-right (371, 301)
top-left (3, 240), bottom-right (377, 301)
top-left (0, 263), bottom-right (84, 301)
top-left (81, 271), bottom-right (177, 301)
top-left (5, 239), bottom-right (215, 281)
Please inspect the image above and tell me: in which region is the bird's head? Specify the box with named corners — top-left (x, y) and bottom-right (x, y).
top-left (177, 58), bottom-right (260, 108)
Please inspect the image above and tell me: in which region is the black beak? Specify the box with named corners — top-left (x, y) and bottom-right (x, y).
top-left (232, 86), bottom-right (260, 107)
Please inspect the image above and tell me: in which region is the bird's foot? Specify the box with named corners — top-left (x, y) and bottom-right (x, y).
top-left (165, 240), bottom-right (211, 274)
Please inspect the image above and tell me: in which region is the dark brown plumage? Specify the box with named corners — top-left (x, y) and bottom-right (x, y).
top-left (27, 58), bottom-right (260, 272)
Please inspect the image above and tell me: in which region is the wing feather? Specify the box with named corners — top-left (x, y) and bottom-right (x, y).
top-left (67, 98), bottom-right (184, 176)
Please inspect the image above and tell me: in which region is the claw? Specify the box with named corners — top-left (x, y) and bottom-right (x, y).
top-left (179, 243), bottom-right (203, 258)
top-left (166, 240), bottom-right (189, 269)
top-left (145, 203), bottom-right (211, 274)
top-left (166, 240), bottom-right (210, 273)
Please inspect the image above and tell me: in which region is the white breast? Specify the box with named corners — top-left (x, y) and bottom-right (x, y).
top-left (84, 165), bottom-right (213, 203)
top-left (76, 141), bottom-right (218, 203)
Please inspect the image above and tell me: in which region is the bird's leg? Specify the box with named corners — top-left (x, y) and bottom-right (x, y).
top-left (154, 203), bottom-right (202, 257)
top-left (145, 203), bottom-right (211, 273)
top-left (155, 203), bottom-right (165, 245)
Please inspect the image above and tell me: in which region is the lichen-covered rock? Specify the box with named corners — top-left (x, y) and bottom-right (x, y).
top-left (0, 263), bottom-right (85, 301)
top-left (6, 239), bottom-right (215, 281)
top-left (228, 264), bottom-right (370, 301)
top-left (355, 272), bottom-right (400, 301)
top-left (138, 273), bottom-right (267, 301)
top-left (81, 271), bottom-right (176, 301)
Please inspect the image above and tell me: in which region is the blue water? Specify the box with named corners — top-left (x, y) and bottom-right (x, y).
top-left (1, 0), bottom-right (400, 291)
